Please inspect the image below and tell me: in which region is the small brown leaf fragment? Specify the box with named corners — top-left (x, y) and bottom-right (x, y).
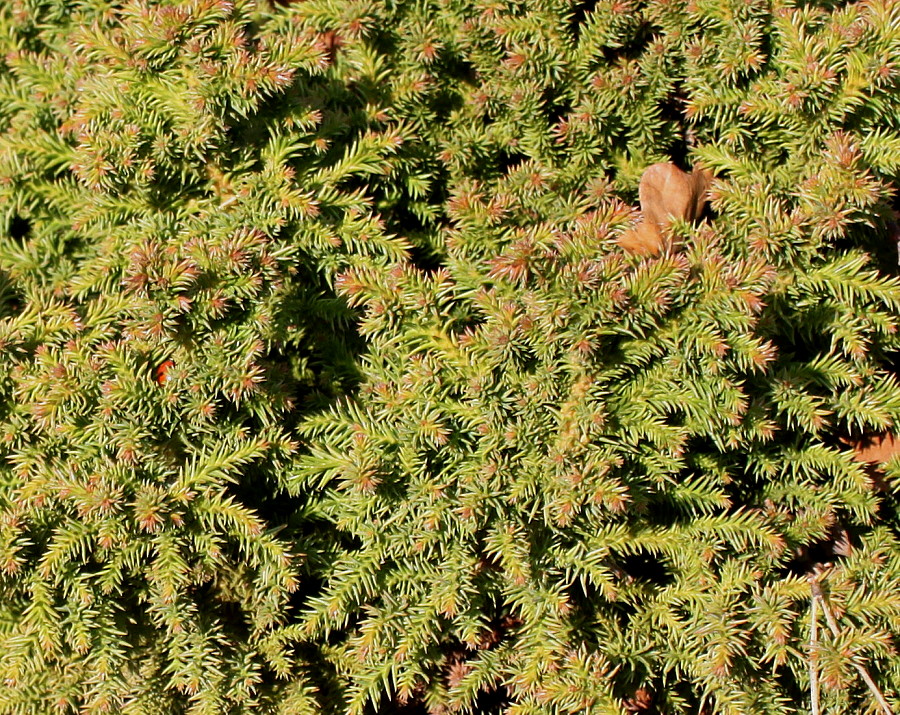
top-left (153, 359), bottom-right (174, 385)
top-left (846, 432), bottom-right (900, 465)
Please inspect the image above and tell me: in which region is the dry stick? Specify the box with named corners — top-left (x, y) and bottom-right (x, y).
top-left (810, 587), bottom-right (820, 715)
top-left (810, 578), bottom-right (894, 715)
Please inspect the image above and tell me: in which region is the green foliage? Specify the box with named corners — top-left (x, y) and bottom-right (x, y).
top-left (1, 0), bottom-right (900, 714)
top-left (290, 0), bottom-right (900, 712)
top-left (0, 0), bottom-right (407, 712)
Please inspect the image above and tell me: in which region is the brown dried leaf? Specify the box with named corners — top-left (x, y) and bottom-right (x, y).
top-left (617, 219), bottom-right (664, 256)
top-left (619, 162), bottom-right (713, 256)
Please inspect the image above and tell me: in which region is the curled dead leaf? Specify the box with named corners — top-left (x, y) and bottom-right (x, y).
top-left (618, 162), bottom-right (713, 256)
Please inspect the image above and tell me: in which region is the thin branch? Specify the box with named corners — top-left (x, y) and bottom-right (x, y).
top-left (810, 576), bottom-right (894, 715)
top-left (810, 585), bottom-right (820, 715)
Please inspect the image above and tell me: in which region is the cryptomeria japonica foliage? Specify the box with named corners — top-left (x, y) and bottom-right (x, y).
top-left (1, 0), bottom-right (900, 714)
top-left (0, 0), bottom-right (408, 712)
top-left (291, 0), bottom-right (900, 713)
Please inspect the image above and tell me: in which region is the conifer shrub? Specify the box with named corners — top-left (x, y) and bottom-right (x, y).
top-left (0, 1), bottom-right (409, 712)
top-left (290, 0), bottom-right (900, 713)
top-left (1, 0), bottom-right (900, 715)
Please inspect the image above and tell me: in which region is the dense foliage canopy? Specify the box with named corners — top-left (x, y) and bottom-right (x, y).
top-left (1, 0), bottom-right (899, 713)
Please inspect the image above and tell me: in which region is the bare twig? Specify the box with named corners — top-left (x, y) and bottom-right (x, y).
top-left (810, 586), bottom-right (820, 715)
top-left (809, 575), bottom-right (894, 715)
